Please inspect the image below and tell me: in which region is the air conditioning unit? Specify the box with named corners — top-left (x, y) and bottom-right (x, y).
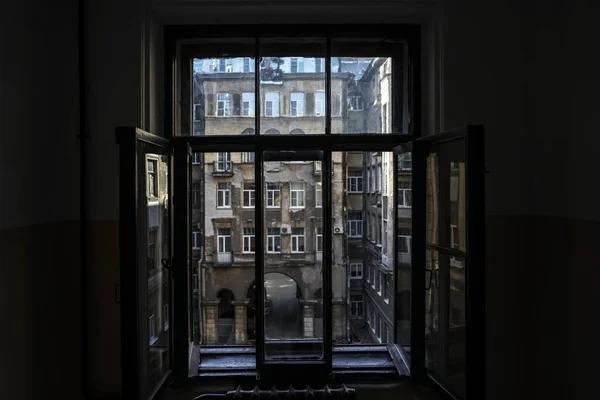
top-left (281, 224), bottom-right (291, 234)
top-left (334, 225), bottom-right (344, 235)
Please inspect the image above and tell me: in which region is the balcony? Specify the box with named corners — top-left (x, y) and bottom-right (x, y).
top-left (216, 252), bottom-right (232, 264)
top-left (213, 160), bottom-right (233, 176)
top-left (397, 253), bottom-right (411, 265)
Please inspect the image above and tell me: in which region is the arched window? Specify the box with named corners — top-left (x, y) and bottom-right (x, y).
top-left (289, 129), bottom-right (305, 135)
top-left (241, 128), bottom-right (255, 135)
top-left (264, 128), bottom-right (280, 135)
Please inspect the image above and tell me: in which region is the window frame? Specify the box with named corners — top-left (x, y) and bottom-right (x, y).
top-left (315, 182), bottom-right (322, 208)
top-left (217, 228), bottom-right (232, 254)
top-left (290, 227), bottom-right (305, 253)
top-left (243, 227), bottom-right (256, 253)
top-left (242, 182), bottom-right (256, 208)
top-left (217, 182), bottom-right (232, 208)
top-left (350, 262), bottom-right (363, 279)
top-left (266, 183), bottom-right (281, 208)
top-left (350, 294), bottom-right (364, 317)
top-left (267, 227), bottom-right (281, 253)
top-left (216, 93), bottom-right (232, 117)
top-left (289, 182), bottom-right (305, 209)
top-left (290, 92), bottom-right (305, 117)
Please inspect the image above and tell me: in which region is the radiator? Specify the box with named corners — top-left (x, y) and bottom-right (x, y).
top-left (194, 384), bottom-right (356, 399)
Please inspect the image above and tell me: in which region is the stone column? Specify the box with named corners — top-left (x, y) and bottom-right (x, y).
top-left (300, 300), bottom-right (318, 338)
top-left (202, 299), bottom-right (220, 345)
top-left (232, 299), bottom-right (250, 344)
top-left (332, 299), bottom-right (346, 341)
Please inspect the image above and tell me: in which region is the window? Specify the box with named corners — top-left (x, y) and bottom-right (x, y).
top-left (382, 221), bottom-right (388, 253)
top-left (194, 104), bottom-right (203, 121)
top-left (315, 182), bottom-right (322, 208)
top-left (266, 183), bottom-right (280, 207)
top-left (347, 169), bottom-right (363, 193)
top-left (347, 212), bottom-right (363, 238)
top-left (242, 152), bottom-right (255, 163)
top-left (148, 229), bottom-right (157, 269)
top-left (243, 228), bottom-right (256, 253)
top-left (350, 263), bottom-right (363, 279)
top-left (315, 91), bottom-right (325, 116)
top-left (315, 227), bottom-right (323, 253)
top-left (163, 303), bottom-right (169, 331)
top-left (291, 57), bottom-right (304, 73)
top-left (348, 96), bottom-right (364, 111)
top-left (192, 152), bottom-right (202, 164)
top-left (399, 153), bottom-right (412, 171)
top-left (290, 182), bottom-right (305, 208)
top-left (149, 314), bottom-right (157, 344)
top-left (267, 228), bottom-right (281, 253)
top-left (243, 182), bottom-right (255, 208)
top-left (147, 159), bottom-right (158, 198)
top-left (315, 58), bottom-right (324, 73)
top-left (218, 58), bottom-right (232, 72)
top-left (265, 92), bottom-right (279, 117)
top-left (192, 231), bottom-right (201, 250)
top-left (217, 182), bottom-right (231, 208)
top-left (216, 152), bottom-right (231, 172)
top-left (243, 58), bottom-right (254, 73)
top-left (350, 295), bottom-right (363, 317)
top-left (398, 227), bottom-right (411, 253)
top-left (242, 93), bottom-right (255, 117)
top-left (379, 271), bottom-right (385, 295)
top-left (291, 228), bottom-right (305, 253)
top-left (217, 228), bottom-right (232, 253)
top-left (398, 181), bottom-right (412, 207)
top-left (217, 93), bottom-right (232, 116)
top-left (290, 92), bottom-right (304, 117)
top-left (192, 183), bottom-right (201, 207)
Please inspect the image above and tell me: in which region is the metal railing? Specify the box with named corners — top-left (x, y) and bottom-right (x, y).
top-left (216, 252), bottom-right (232, 264)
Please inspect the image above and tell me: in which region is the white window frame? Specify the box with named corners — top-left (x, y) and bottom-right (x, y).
top-left (315, 91), bottom-right (325, 116)
top-left (243, 57), bottom-right (254, 73)
top-left (398, 181), bottom-right (412, 208)
top-left (163, 303), bottom-right (169, 331)
top-left (192, 231), bottom-right (201, 250)
top-left (350, 294), bottom-right (363, 317)
top-left (242, 152), bottom-right (255, 163)
top-left (398, 228), bottom-right (412, 254)
top-left (217, 182), bottom-right (232, 208)
top-left (192, 152), bottom-right (202, 164)
top-left (218, 58), bottom-right (233, 72)
top-left (217, 93), bottom-right (232, 117)
top-left (265, 92), bottom-right (279, 117)
top-left (347, 171), bottom-right (363, 193)
top-left (315, 58), bottom-right (324, 73)
top-left (348, 96), bottom-right (364, 111)
top-left (242, 92), bottom-right (255, 117)
top-left (291, 57), bottom-right (304, 73)
top-left (243, 182), bottom-right (255, 208)
top-left (216, 152), bottom-right (231, 172)
top-left (291, 228), bottom-right (305, 253)
top-left (350, 263), bottom-right (363, 279)
top-left (147, 158), bottom-right (158, 198)
top-left (217, 228), bottom-right (232, 254)
top-left (290, 92), bottom-right (305, 117)
top-left (315, 227), bottom-right (323, 253)
top-left (243, 228), bottom-right (255, 254)
top-left (266, 183), bottom-right (281, 208)
top-left (267, 228), bottom-right (281, 253)
top-left (149, 314), bottom-right (157, 344)
top-left (290, 182), bottom-right (305, 208)
top-left (347, 213), bottom-right (363, 238)
top-left (315, 182), bottom-right (322, 208)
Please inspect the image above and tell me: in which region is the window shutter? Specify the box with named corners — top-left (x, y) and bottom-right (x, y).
top-left (206, 94), bottom-right (215, 116)
top-left (233, 93), bottom-right (241, 116)
top-left (306, 92), bottom-right (315, 116)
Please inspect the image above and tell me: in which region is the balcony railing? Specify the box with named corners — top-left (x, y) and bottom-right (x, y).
top-left (213, 160), bottom-right (233, 175)
top-left (397, 253), bottom-right (411, 265)
top-left (216, 252), bottom-right (232, 264)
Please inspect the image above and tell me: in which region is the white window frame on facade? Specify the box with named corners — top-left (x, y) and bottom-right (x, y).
top-left (217, 93), bottom-right (232, 116)
top-left (398, 181), bottom-right (412, 207)
top-left (243, 182), bottom-right (255, 208)
top-left (315, 91), bottom-right (325, 116)
top-left (350, 262), bottom-right (363, 279)
top-left (217, 182), bottom-right (232, 208)
top-left (290, 92), bottom-right (305, 117)
top-left (350, 294), bottom-right (363, 317)
top-left (265, 92), bottom-right (280, 117)
top-left (267, 228), bottom-right (281, 253)
top-left (242, 152), bottom-right (255, 163)
top-left (218, 58), bottom-right (233, 72)
top-left (216, 152), bottom-right (231, 172)
top-left (149, 314), bottom-right (157, 345)
top-left (348, 96), bottom-right (364, 111)
top-left (291, 57), bottom-right (304, 73)
top-left (347, 212), bottom-right (363, 238)
top-left (315, 58), bottom-right (324, 73)
top-left (398, 228), bottom-right (412, 254)
top-left (217, 228), bottom-right (232, 254)
top-left (315, 182), bottom-right (322, 208)
top-left (347, 170), bottom-right (363, 193)
top-left (243, 57), bottom-right (254, 73)
top-left (315, 227), bottom-right (323, 253)
top-left (192, 152), bottom-right (202, 164)
top-left (192, 231), bottom-right (201, 250)
top-left (266, 183), bottom-right (281, 208)
top-left (291, 228), bottom-right (305, 253)
top-left (290, 182), bottom-right (305, 208)
top-left (242, 92), bottom-right (255, 117)
top-left (163, 303), bottom-right (169, 331)
top-left (243, 228), bottom-right (255, 254)
top-left (147, 158), bottom-right (158, 198)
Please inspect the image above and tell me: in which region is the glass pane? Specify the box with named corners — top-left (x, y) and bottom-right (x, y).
top-left (448, 254), bottom-right (466, 398)
top-left (425, 248), bottom-right (443, 374)
top-left (260, 38), bottom-right (326, 134)
top-left (396, 151), bottom-right (412, 347)
top-left (336, 151), bottom-right (395, 345)
top-left (191, 151), bottom-right (256, 352)
top-left (191, 39), bottom-right (255, 136)
top-left (263, 152), bottom-right (323, 359)
top-left (141, 147), bottom-right (171, 395)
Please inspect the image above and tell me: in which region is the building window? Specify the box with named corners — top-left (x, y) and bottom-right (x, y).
top-left (291, 57), bottom-right (304, 73)
top-left (243, 58), bottom-right (254, 73)
top-left (315, 58), bottom-right (324, 73)
top-left (398, 181), bottom-right (412, 207)
top-left (316, 227), bottom-right (323, 253)
top-left (398, 153), bottom-right (412, 171)
top-left (192, 231), bottom-right (201, 250)
top-left (216, 152), bottom-right (231, 172)
top-left (242, 152), bottom-right (255, 163)
top-left (149, 314), bottom-right (157, 344)
top-left (379, 271), bottom-right (385, 295)
top-left (315, 91), bottom-right (325, 116)
top-left (265, 92), bottom-right (279, 117)
top-left (217, 182), bottom-right (231, 208)
top-left (291, 228), bottom-right (305, 253)
top-left (192, 183), bottom-right (201, 207)
top-left (267, 228), bottom-right (281, 253)
top-left (163, 303), bottom-right (169, 331)
top-left (218, 58), bottom-right (232, 72)
top-left (192, 152), bottom-right (202, 164)
top-left (347, 169), bottom-right (363, 193)
top-left (450, 224), bottom-right (459, 249)
top-left (315, 182), bottom-right (322, 207)
top-left (242, 92), bottom-right (255, 117)
top-left (290, 182), bottom-right (305, 208)
top-left (290, 92), bottom-right (305, 117)
top-left (266, 183), bottom-right (280, 207)
top-left (350, 263), bottom-right (363, 279)
top-left (194, 104), bottom-right (203, 121)
top-left (243, 182), bottom-right (255, 208)
top-left (217, 93), bottom-right (232, 116)
top-left (243, 228), bottom-right (255, 253)
top-left (147, 159), bottom-right (158, 198)
top-left (382, 220), bottom-right (388, 253)
top-left (348, 96), bottom-right (364, 111)
top-left (217, 228), bottom-right (232, 254)
top-left (347, 212), bottom-right (363, 238)
top-left (350, 295), bottom-right (363, 317)
top-left (398, 227), bottom-right (412, 253)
